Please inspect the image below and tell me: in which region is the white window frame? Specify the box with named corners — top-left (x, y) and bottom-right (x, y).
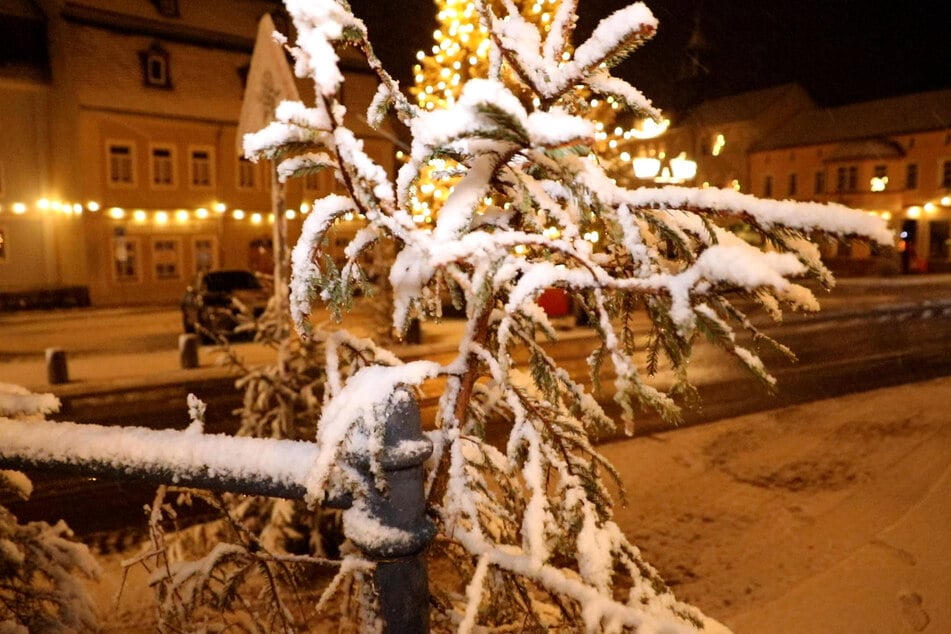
top-left (112, 236), bottom-right (141, 282)
top-left (188, 145), bottom-right (215, 189)
top-left (106, 140), bottom-right (137, 188)
top-left (941, 159), bottom-right (951, 189)
top-left (149, 143), bottom-right (177, 189)
top-left (192, 235), bottom-right (219, 275)
top-left (151, 236), bottom-right (182, 281)
top-left (237, 156), bottom-right (257, 190)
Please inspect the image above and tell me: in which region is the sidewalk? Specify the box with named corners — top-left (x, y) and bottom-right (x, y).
top-left (600, 375), bottom-right (951, 633)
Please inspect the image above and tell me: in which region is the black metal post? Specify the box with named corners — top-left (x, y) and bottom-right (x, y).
top-left (343, 390), bottom-right (435, 634)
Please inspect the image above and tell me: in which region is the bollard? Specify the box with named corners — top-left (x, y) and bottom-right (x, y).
top-left (45, 347), bottom-right (69, 384)
top-left (340, 389), bottom-right (435, 633)
top-left (179, 333), bottom-right (200, 369)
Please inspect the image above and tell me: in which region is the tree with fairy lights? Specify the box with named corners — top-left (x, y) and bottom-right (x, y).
top-left (407, 0), bottom-right (648, 227)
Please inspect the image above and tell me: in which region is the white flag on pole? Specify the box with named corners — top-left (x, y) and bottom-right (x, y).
top-left (236, 14), bottom-right (301, 156)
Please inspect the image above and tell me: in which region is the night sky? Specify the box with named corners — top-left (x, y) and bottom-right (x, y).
top-left (346, 0), bottom-right (950, 110)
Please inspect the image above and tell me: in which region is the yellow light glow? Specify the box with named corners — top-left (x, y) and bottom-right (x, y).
top-left (87, 201), bottom-right (100, 212)
top-left (300, 202), bottom-right (311, 214)
top-left (233, 209), bottom-right (245, 220)
top-left (37, 198), bottom-right (50, 210)
top-left (633, 157), bottom-right (661, 179)
top-left (924, 202), bottom-right (937, 214)
top-left (631, 118), bottom-right (670, 140)
top-left (882, 211), bottom-right (892, 220)
top-left (942, 196), bottom-right (951, 206)
top-left (250, 212), bottom-right (263, 224)
top-left (583, 230), bottom-right (600, 244)
top-left (669, 153), bottom-right (697, 181)
top-left (133, 210), bottom-right (148, 223)
top-left (214, 202), bottom-right (227, 213)
top-left (195, 208), bottom-right (209, 219)
top-left (175, 210), bottom-right (189, 222)
top-left (12, 202), bottom-right (27, 214)
top-left (73, 203), bottom-right (83, 214)
top-left (286, 210), bottom-right (296, 220)
top-left (870, 176), bottom-right (888, 192)
top-left (712, 133), bottom-right (726, 156)
top-left (155, 211), bottom-right (169, 224)
top-left (108, 207), bottom-right (125, 219)
top-left (907, 206), bottom-right (922, 218)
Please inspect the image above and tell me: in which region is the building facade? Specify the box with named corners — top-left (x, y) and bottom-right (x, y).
top-left (749, 90), bottom-right (951, 273)
top-left (0, 0), bottom-right (395, 307)
top-left (620, 85), bottom-right (951, 275)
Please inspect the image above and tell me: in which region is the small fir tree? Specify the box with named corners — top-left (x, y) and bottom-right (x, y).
top-left (242, 0), bottom-right (893, 630)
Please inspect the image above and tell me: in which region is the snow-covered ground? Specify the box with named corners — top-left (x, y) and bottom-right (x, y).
top-left (83, 375), bottom-right (950, 633)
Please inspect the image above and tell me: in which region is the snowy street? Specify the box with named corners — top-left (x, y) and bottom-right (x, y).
top-left (82, 376), bottom-right (951, 633)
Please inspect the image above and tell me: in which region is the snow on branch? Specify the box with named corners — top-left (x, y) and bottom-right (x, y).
top-left (227, 0), bottom-right (893, 630)
top-left (0, 382), bottom-right (60, 418)
top-left (0, 417), bottom-right (316, 500)
top-left (622, 185), bottom-right (895, 245)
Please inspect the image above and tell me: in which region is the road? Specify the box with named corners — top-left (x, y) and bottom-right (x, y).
top-left (2, 275), bottom-right (951, 540)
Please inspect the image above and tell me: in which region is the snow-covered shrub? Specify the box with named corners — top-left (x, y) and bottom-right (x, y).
top-left (240, 0), bottom-right (894, 631)
top-left (0, 384), bottom-right (100, 632)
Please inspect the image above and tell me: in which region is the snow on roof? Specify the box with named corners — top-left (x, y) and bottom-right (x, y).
top-left (752, 88), bottom-right (951, 152)
top-left (684, 83), bottom-right (812, 127)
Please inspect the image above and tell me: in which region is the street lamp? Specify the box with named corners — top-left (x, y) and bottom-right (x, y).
top-left (633, 152), bottom-right (697, 185)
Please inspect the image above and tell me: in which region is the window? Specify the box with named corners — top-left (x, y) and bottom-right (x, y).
top-left (193, 237), bottom-right (218, 274)
top-left (942, 160), bottom-right (951, 189)
top-left (870, 165), bottom-right (888, 192)
top-left (906, 163), bottom-right (919, 190)
top-left (140, 43), bottom-right (172, 88)
top-left (113, 237), bottom-right (140, 281)
top-left (303, 171), bottom-right (320, 193)
top-left (836, 165), bottom-right (858, 192)
top-left (189, 147), bottom-right (214, 188)
top-left (237, 157), bottom-right (257, 189)
top-left (0, 228), bottom-right (6, 260)
top-left (930, 220), bottom-right (949, 260)
top-left (763, 175), bottom-right (773, 198)
top-left (150, 145), bottom-right (175, 187)
top-left (814, 171), bottom-right (826, 194)
top-left (107, 143), bottom-right (135, 186)
top-left (787, 173), bottom-right (798, 197)
top-left (152, 238), bottom-right (181, 280)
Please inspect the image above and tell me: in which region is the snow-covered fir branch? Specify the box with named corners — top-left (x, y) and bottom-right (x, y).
top-left (239, 0), bottom-right (891, 630)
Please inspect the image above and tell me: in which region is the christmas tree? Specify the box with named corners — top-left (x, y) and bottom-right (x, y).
top-left (407, 0), bottom-right (648, 226)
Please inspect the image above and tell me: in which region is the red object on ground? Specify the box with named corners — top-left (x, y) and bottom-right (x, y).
top-left (537, 288), bottom-right (571, 317)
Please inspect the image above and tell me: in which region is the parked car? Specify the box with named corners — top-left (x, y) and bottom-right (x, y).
top-left (181, 269), bottom-right (269, 341)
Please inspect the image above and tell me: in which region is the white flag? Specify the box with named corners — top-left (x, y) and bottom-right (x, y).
top-left (236, 14), bottom-right (301, 156)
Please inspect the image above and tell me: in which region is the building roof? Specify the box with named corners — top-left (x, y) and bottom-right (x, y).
top-left (752, 89), bottom-right (951, 152)
top-left (684, 83), bottom-right (812, 126)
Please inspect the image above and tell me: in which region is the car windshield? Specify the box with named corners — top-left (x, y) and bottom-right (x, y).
top-left (204, 271), bottom-right (261, 292)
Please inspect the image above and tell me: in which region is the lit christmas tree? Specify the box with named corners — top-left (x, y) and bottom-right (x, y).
top-left (406, 0), bottom-right (647, 225)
